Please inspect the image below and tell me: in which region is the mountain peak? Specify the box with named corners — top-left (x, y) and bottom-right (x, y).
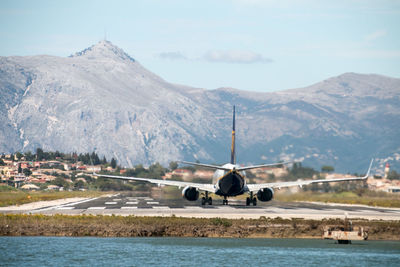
top-left (70, 40), bottom-right (135, 62)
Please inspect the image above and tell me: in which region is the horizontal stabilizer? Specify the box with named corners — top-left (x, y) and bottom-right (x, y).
top-left (179, 161), bottom-right (232, 171)
top-left (236, 161), bottom-right (292, 171)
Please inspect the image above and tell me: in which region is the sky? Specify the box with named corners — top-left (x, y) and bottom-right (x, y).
top-left (1, 0), bottom-right (399, 92)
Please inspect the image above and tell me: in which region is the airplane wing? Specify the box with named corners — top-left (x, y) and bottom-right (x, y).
top-left (93, 173), bottom-right (216, 193)
top-left (247, 159), bottom-right (373, 193)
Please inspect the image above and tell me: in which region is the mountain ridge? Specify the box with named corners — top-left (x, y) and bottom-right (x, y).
top-left (0, 41), bottom-right (399, 173)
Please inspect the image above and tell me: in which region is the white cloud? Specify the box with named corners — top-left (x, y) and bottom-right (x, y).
top-left (204, 50), bottom-right (273, 64)
top-left (365, 30), bottom-right (387, 42)
top-left (158, 51), bottom-right (187, 60)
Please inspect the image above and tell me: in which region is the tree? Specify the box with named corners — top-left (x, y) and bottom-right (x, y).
top-left (52, 177), bottom-right (69, 188)
top-left (387, 170), bottom-right (400, 180)
top-left (321, 165), bottom-right (334, 173)
top-left (55, 150), bottom-right (62, 158)
top-left (134, 164), bottom-right (148, 177)
top-left (78, 153), bottom-right (91, 164)
top-left (101, 156), bottom-right (107, 164)
top-left (90, 152), bottom-right (100, 165)
top-left (290, 162), bottom-right (317, 179)
top-left (72, 152), bottom-right (78, 163)
top-left (18, 164), bottom-right (22, 174)
top-left (23, 168), bottom-right (32, 177)
top-left (36, 148), bottom-right (44, 160)
top-left (169, 161), bottom-right (178, 171)
top-left (149, 162), bottom-right (166, 178)
top-left (15, 152), bottom-right (23, 160)
top-left (111, 158), bottom-right (117, 169)
top-left (74, 180), bottom-right (85, 189)
top-left (24, 151), bottom-right (34, 161)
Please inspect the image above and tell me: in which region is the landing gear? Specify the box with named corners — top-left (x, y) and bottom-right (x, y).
top-left (201, 192), bottom-right (212, 205)
top-left (246, 192), bottom-right (257, 206)
top-left (222, 196), bottom-right (228, 205)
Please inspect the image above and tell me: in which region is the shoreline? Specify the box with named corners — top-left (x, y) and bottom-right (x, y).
top-left (1, 214), bottom-right (399, 240)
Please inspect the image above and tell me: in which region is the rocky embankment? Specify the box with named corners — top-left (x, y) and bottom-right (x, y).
top-left (1, 214), bottom-right (399, 240)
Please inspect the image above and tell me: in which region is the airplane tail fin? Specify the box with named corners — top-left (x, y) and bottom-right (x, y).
top-left (230, 105), bottom-right (236, 164)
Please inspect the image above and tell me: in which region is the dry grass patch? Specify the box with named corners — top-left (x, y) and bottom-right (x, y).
top-left (275, 191), bottom-right (400, 208)
top-left (0, 190), bottom-right (105, 207)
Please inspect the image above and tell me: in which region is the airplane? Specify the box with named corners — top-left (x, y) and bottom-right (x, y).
top-left (94, 106), bottom-right (373, 206)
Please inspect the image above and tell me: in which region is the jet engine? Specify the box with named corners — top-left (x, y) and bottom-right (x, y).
top-left (182, 186), bottom-right (199, 201)
top-left (257, 188), bottom-right (274, 202)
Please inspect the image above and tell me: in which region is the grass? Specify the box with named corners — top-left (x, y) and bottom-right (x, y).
top-left (275, 190), bottom-right (400, 208)
top-left (0, 185), bottom-right (18, 192)
top-left (0, 190), bottom-right (105, 207)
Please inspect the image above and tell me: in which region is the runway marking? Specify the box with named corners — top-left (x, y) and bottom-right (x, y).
top-left (127, 198), bottom-right (138, 201)
top-left (144, 198), bottom-right (154, 201)
top-left (57, 207), bottom-right (74, 210)
top-left (184, 206), bottom-right (204, 209)
top-left (147, 201), bottom-right (159, 205)
top-left (126, 201), bottom-right (139, 205)
top-left (113, 199), bottom-right (122, 201)
top-left (121, 206), bottom-right (138, 209)
top-left (87, 207), bottom-right (106, 210)
top-left (105, 202), bottom-right (117, 205)
top-left (152, 206), bottom-right (170, 209)
top-left (29, 196), bottom-right (103, 213)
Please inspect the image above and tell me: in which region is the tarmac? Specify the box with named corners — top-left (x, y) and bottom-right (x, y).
top-left (1, 192), bottom-right (400, 220)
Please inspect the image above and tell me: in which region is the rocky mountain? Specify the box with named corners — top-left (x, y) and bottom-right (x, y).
top-left (1, 40), bottom-right (399, 173)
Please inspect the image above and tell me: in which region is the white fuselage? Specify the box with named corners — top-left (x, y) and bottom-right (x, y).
top-left (212, 163), bottom-right (247, 196)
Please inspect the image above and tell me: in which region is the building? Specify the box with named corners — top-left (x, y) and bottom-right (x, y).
top-left (194, 170), bottom-right (214, 179)
top-left (63, 163), bottom-right (71, 171)
top-left (366, 177), bottom-right (400, 192)
top-left (171, 169), bottom-right (193, 180)
top-left (248, 166), bottom-right (288, 179)
top-left (387, 186), bottom-right (400, 193)
top-left (384, 163), bottom-right (390, 179)
top-left (47, 185), bottom-right (60, 190)
top-left (21, 184), bottom-right (40, 190)
top-left (86, 165), bottom-right (101, 172)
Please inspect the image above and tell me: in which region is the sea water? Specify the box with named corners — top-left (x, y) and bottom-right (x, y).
top-left (0, 237), bottom-right (399, 266)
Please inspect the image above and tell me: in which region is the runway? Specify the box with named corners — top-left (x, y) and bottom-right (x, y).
top-left (2, 192), bottom-right (399, 220)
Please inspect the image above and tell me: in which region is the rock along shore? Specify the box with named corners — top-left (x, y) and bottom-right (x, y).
top-left (0, 214), bottom-right (399, 240)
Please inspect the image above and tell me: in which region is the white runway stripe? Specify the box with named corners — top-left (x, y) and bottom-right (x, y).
top-left (57, 207), bottom-right (74, 210)
top-left (126, 202), bottom-right (138, 205)
top-left (105, 202), bottom-right (117, 205)
top-left (147, 201), bottom-right (159, 205)
top-left (152, 206), bottom-right (170, 209)
top-left (121, 206), bottom-right (138, 209)
top-left (87, 207), bottom-right (106, 210)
